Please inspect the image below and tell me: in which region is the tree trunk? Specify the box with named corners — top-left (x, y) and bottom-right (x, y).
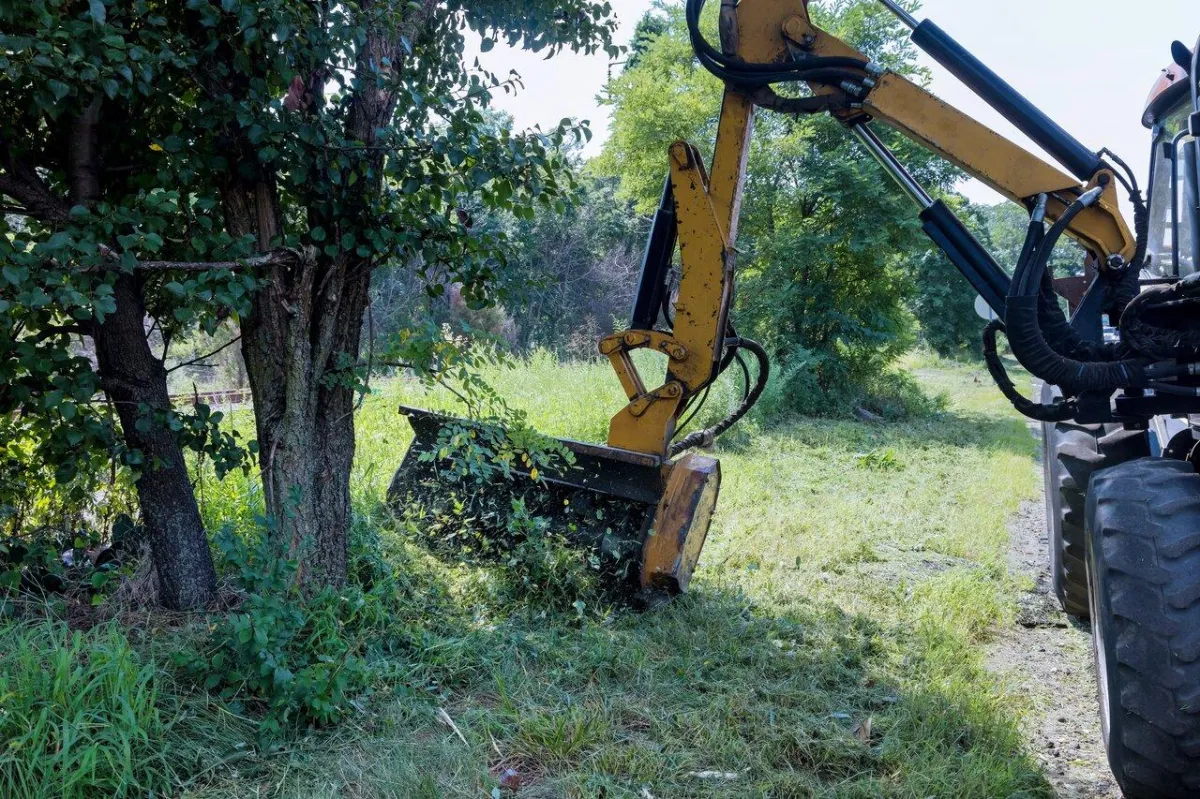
top-left (220, 1), bottom-right (438, 587)
top-left (60, 97), bottom-right (217, 611)
top-left (240, 251), bottom-right (371, 586)
top-left (92, 274), bottom-right (218, 610)
top-left (224, 182), bottom-right (371, 587)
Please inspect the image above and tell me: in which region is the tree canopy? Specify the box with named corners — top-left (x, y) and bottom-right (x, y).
top-left (0, 0), bottom-right (618, 604)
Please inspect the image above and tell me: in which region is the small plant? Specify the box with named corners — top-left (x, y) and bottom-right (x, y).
top-left (855, 448), bottom-right (903, 472)
top-left (173, 528), bottom-right (410, 744)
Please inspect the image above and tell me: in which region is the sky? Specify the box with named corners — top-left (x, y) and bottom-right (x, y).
top-left (469, 0), bottom-right (1200, 213)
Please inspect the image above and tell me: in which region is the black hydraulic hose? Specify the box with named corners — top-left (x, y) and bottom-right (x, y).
top-left (1004, 186), bottom-right (1148, 395)
top-left (1007, 197), bottom-right (1115, 363)
top-left (671, 337), bottom-right (770, 456)
top-left (686, 0), bottom-right (869, 72)
top-left (1097, 148), bottom-right (1151, 323)
top-left (1006, 200), bottom-right (1112, 362)
top-left (699, 61), bottom-right (870, 89)
top-left (1034, 271), bottom-right (1115, 362)
top-left (1011, 195), bottom-right (1048, 297)
top-left (685, 0), bottom-right (871, 87)
top-left (982, 321), bottom-right (1075, 422)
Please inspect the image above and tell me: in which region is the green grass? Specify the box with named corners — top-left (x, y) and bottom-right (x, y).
top-left (3, 350), bottom-right (1050, 797)
top-left (0, 622), bottom-right (172, 798)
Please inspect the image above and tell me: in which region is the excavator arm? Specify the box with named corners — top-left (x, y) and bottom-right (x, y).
top-left (602, 0), bottom-right (1139, 459)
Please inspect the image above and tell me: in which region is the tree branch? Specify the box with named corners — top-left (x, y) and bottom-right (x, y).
top-left (95, 244), bottom-right (301, 273)
top-left (166, 335), bottom-right (243, 374)
top-left (20, 324), bottom-right (84, 345)
top-left (0, 145), bottom-right (72, 225)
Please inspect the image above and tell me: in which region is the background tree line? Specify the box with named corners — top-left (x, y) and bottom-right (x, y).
top-left (372, 1), bottom-right (1051, 415)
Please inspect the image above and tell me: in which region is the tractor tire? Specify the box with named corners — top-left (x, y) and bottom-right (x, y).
top-left (1042, 404), bottom-right (1149, 618)
top-left (1086, 458), bottom-right (1200, 798)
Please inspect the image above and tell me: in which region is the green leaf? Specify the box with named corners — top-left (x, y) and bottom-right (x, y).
top-left (88, 0), bottom-right (107, 25)
top-left (2, 265), bottom-right (26, 286)
top-left (48, 80), bottom-right (70, 101)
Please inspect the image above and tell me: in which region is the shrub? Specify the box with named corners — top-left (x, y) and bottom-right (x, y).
top-left (0, 621), bottom-right (170, 798)
top-left (173, 529), bottom-right (409, 744)
top-left (758, 349), bottom-right (945, 421)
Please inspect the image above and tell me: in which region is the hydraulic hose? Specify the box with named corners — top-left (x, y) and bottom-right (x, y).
top-left (1007, 195), bottom-right (1108, 362)
top-left (685, 0), bottom-right (872, 88)
top-left (1004, 186), bottom-right (1148, 395)
top-left (671, 337), bottom-right (770, 456)
top-left (982, 321), bottom-right (1075, 422)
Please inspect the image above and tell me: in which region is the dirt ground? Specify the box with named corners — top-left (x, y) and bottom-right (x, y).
top-left (988, 475), bottom-right (1122, 798)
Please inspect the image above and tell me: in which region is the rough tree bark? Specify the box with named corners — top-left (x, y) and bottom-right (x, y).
top-left (224, 2), bottom-right (437, 587)
top-left (226, 181), bottom-right (372, 587)
top-left (4, 98), bottom-right (220, 610)
top-left (92, 274), bottom-right (218, 609)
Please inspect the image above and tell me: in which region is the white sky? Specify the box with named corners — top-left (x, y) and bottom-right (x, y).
top-left (470, 0), bottom-right (1200, 214)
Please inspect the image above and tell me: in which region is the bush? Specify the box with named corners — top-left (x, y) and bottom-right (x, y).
top-left (758, 348), bottom-right (945, 421)
top-left (173, 529), bottom-right (410, 744)
top-left (0, 621), bottom-right (170, 798)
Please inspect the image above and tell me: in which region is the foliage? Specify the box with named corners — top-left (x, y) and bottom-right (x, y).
top-left (0, 417), bottom-right (136, 540)
top-left (594, 1), bottom-right (960, 416)
top-left (502, 172), bottom-right (647, 355)
top-left (393, 414), bottom-right (619, 610)
top-left (370, 165), bottom-right (647, 360)
top-left (0, 621), bottom-right (170, 798)
top-left (0, 0), bottom-right (264, 494)
top-left (173, 527), bottom-right (410, 744)
top-left (0, 520), bottom-right (136, 609)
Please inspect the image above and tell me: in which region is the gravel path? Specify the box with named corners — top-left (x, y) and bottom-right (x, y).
top-left (988, 476), bottom-right (1121, 798)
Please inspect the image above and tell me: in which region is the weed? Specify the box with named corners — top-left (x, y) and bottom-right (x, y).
top-left (172, 529), bottom-right (412, 744)
top-left (854, 447), bottom-right (902, 471)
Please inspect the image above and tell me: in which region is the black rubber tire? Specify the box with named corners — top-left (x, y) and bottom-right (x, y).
top-left (1043, 410), bottom-right (1149, 618)
top-left (1086, 458), bottom-right (1200, 798)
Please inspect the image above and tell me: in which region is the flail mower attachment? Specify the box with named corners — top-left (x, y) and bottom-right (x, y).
top-left (387, 406), bottom-right (720, 596)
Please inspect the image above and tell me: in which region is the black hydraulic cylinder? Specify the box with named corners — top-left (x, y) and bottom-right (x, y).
top-left (630, 176), bottom-right (678, 331)
top-left (911, 20), bottom-right (1104, 182)
top-left (920, 200), bottom-right (1011, 317)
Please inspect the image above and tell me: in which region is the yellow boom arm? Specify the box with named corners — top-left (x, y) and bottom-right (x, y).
top-left (602, 0), bottom-right (1135, 459)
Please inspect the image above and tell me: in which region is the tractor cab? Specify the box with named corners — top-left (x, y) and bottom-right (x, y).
top-left (1143, 49), bottom-right (1199, 278)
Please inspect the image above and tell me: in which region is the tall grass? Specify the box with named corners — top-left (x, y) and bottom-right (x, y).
top-left (0, 622), bottom-right (171, 798)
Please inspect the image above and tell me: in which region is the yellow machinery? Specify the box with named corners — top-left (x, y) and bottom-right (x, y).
top-left (392, 0), bottom-right (1143, 598)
